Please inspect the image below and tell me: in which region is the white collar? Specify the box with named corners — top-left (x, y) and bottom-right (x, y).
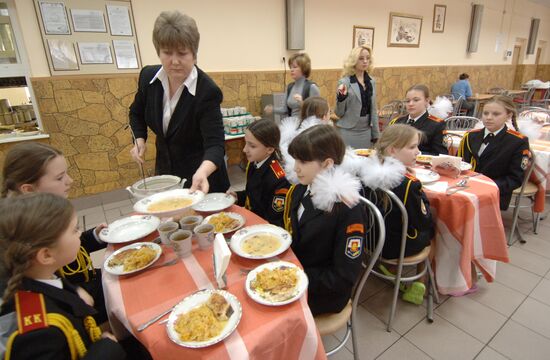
top-left (36, 276), bottom-right (63, 289)
top-left (409, 111), bottom-right (427, 122)
top-left (255, 156), bottom-right (270, 169)
top-left (150, 65), bottom-right (198, 96)
top-left (484, 126), bottom-right (505, 138)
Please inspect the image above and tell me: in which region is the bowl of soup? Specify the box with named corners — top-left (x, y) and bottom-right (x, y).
top-left (133, 189), bottom-right (205, 218)
top-left (127, 175), bottom-right (184, 200)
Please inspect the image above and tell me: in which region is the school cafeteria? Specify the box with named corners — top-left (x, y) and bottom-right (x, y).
top-left (0, 1), bottom-right (550, 359)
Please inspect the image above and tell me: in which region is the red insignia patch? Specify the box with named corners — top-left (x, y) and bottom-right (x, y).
top-left (346, 223), bottom-right (364, 234)
top-left (270, 160), bottom-right (286, 179)
top-left (15, 291), bottom-right (48, 334)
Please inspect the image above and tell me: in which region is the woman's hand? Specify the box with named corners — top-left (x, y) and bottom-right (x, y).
top-left (337, 84), bottom-right (348, 97)
top-left (226, 190), bottom-right (237, 200)
top-left (293, 94), bottom-right (303, 103)
top-left (93, 224), bottom-right (107, 240)
top-left (76, 286), bottom-right (94, 307)
top-left (189, 160), bottom-right (217, 194)
top-left (263, 105), bottom-right (273, 115)
top-left (130, 138), bottom-right (146, 164)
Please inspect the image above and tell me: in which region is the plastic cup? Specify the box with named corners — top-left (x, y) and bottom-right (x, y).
top-left (169, 230), bottom-right (193, 258)
top-left (158, 221), bottom-right (179, 245)
top-left (194, 224), bottom-right (215, 250)
top-left (179, 215), bottom-right (203, 232)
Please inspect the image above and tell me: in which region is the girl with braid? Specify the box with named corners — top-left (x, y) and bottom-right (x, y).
top-left (0, 193), bottom-right (125, 359)
top-left (2, 142), bottom-right (108, 323)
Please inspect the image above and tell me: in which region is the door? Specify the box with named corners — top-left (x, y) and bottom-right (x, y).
top-left (512, 45), bottom-right (522, 89)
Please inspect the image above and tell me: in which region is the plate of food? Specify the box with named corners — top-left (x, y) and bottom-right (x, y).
top-left (203, 212), bottom-right (245, 234)
top-left (166, 289), bottom-right (242, 348)
top-left (414, 168), bottom-right (441, 184)
top-left (133, 189), bottom-right (204, 218)
top-left (460, 161), bottom-right (472, 171)
top-left (354, 148), bottom-right (375, 157)
top-left (245, 261), bottom-right (308, 306)
top-left (192, 193), bottom-right (235, 213)
top-left (99, 215), bottom-right (160, 244)
top-left (229, 224), bottom-right (292, 259)
top-left (416, 154), bottom-right (434, 164)
top-left (103, 242), bottom-right (162, 276)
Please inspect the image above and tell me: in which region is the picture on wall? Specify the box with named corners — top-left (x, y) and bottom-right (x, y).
top-left (433, 5), bottom-right (446, 33)
top-left (387, 12), bottom-right (423, 47)
top-left (38, 1), bottom-right (70, 35)
top-left (47, 39), bottom-right (78, 70)
top-left (352, 26), bottom-right (375, 49)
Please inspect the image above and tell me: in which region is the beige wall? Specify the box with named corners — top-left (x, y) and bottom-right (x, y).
top-left (13, 0), bottom-right (550, 76)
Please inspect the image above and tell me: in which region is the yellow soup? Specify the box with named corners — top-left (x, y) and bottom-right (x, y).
top-left (241, 233), bottom-right (281, 256)
top-left (147, 197), bottom-right (193, 212)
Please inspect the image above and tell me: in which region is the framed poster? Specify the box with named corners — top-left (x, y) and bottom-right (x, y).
top-left (113, 40), bottom-right (138, 69)
top-left (77, 42), bottom-right (113, 64)
top-left (38, 1), bottom-right (70, 35)
top-left (71, 9), bottom-right (106, 32)
top-left (387, 12), bottom-right (423, 47)
top-left (47, 39), bottom-right (78, 70)
top-left (353, 26), bottom-right (374, 49)
top-left (433, 5), bottom-right (446, 33)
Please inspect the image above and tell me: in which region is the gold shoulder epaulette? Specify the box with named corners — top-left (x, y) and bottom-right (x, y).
top-left (427, 114), bottom-right (444, 123)
top-left (506, 129), bottom-right (526, 139)
top-left (405, 173), bottom-right (419, 182)
top-left (14, 291), bottom-right (48, 334)
top-left (389, 116), bottom-right (403, 125)
top-left (269, 160), bottom-right (286, 179)
top-left (468, 128), bottom-right (483, 133)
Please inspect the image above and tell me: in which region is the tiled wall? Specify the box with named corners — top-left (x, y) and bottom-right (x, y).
top-left (0, 63), bottom-right (545, 198)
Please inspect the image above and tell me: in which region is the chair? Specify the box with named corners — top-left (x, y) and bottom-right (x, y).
top-left (488, 87), bottom-right (507, 95)
top-left (512, 87), bottom-right (536, 111)
top-left (452, 96), bottom-right (468, 116)
top-left (530, 88), bottom-right (550, 109)
top-left (443, 131), bottom-right (464, 156)
top-left (378, 104), bottom-right (400, 131)
top-left (314, 196), bottom-right (385, 359)
top-left (366, 189), bottom-right (439, 332)
top-left (444, 116), bottom-right (481, 130)
top-left (508, 149), bottom-right (539, 245)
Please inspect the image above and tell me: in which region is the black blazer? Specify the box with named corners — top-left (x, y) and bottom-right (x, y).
top-left (236, 154), bottom-right (290, 227)
top-left (129, 65), bottom-right (230, 192)
top-left (458, 126), bottom-right (530, 210)
top-left (285, 184), bottom-right (367, 316)
top-left (0, 278), bottom-right (125, 360)
top-left (390, 112), bottom-right (448, 156)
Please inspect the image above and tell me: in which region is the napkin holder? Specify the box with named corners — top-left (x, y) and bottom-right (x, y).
top-left (213, 233), bottom-right (231, 289)
top-left (431, 155), bottom-right (461, 178)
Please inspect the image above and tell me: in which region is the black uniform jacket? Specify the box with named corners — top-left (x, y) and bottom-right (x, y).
top-left (390, 112), bottom-right (448, 155)
top-left (236, 154), bottom-right (290, 227)
top-left (0, 278), bottom-right (125, 360)
top-left (458, 126), bottom-right (530, 210)
top-left (129, 65), bottom-right (230, 192)
top-left (365, 174), bottom-right (433, 259)
top-left (286, 184), bottom-right (367, 316)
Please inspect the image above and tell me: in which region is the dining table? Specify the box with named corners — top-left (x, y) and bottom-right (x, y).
top-left (469, 93), bottom-right (495, 118)
top-left (420, 169), bottom-right (509, 294)
top-left (102, 205), bottom-right (326, 360)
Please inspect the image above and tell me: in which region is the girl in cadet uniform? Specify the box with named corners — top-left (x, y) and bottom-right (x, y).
top-left (389, 84), bottom-right (448, 156)
top-left (228, 120), bottom-right (290, 227)
top-left (0, 193), bottom-right (125, 360)
top-left (2, 143), bottom-right (107, 323)
top-left (458, 95), bottom-right (530, 210)
top-left (283, 125), bottom-right (367, 315)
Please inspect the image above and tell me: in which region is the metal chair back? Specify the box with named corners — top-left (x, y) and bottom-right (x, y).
top-left (444, 116), bottom-right (481, 130)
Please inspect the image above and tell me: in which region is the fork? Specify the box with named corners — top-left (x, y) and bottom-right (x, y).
top-left (148, 258), bottom-right (178, 270)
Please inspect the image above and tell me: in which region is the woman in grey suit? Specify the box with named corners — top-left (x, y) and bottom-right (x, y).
top-left (335, 45), bottom-right (379, 149)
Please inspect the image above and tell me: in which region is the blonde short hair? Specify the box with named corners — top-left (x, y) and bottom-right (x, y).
top-left (342, 45), bottom-right (373, 77)
top-left (375, 124), bottom-right (422, 160)
top-left (152, 11), bottom-right (200, 58)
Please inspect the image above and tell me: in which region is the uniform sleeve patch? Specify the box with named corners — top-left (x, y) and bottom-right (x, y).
top-left (345, 237), bottom-right (362, 259)
top-left (15, 291), bottom-right (48, 334)
top-left (270, 160), bottom-right (286, 179)
top-left (272, 195), bottom-right (285, 212)
top-left (274, 188), bottom-right (288, 195)
top-left (521, 156), bottom-right (529, 170)
top-left (346, 223), bottom-right (364, 234)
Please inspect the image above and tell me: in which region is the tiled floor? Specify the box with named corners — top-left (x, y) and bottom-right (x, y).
top-left (75, 165), bottom-right (550, 360)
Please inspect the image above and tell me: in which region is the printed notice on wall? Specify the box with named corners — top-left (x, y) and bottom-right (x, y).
top-left (113, 40), bottom-right (138, 69)
top-left (39, 1), bottom-right (70, 35)
top-left (78, 42), bottom-right (113, 64)
top-left (71, 9), bottom-right (106, 32)
top-left (106, 5), bottom-right (132, 36)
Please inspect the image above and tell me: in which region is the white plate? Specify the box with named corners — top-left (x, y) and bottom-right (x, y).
top-left (133, 189), bottom-right (204, 218)
top-left (203, 212), bottom-right (245, 234)
top-left (460, 161), bottom-right (472, 171)
top-left (103, 242), bottom-right (162, 276)
top-left (99, 215), bottom-right (160, 244)
top-left (245, 261), bottom-right (308, 306)
top-left (166, 289), bottom-right (242, 348)
top-left (414, 168), bottom-right (441, 184)
top-left (230, 224), bottom-right (291, 259)
top-left (192, 193), bottom-right (235, 212)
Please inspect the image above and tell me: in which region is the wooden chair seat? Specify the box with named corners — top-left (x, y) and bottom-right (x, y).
top-left (513, 181), bottom-right (538, 196)
top-left (381, 245), bottom-right (431, 266)
top-left (314, 301), bottom-right (352, 336)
